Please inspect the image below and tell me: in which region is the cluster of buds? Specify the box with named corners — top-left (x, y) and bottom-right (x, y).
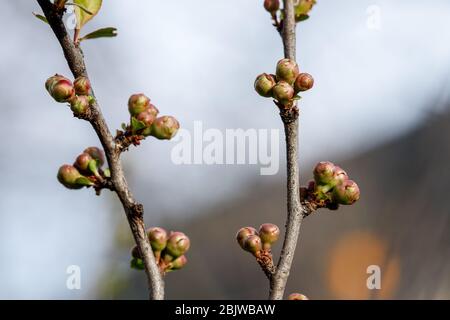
top-left (57, 147), bottom-right (110, 192)
top-left (125, 93), bottom-right (180, 142)
top-left (263, 0), bottom-right (316, 23)
top-left (45, 74), bottom-right (93, 116)
top-left (130, 227), bottom-right (190, 274)
top-left (254, 59), bottom-right (314, 107)
top-left (302, 161), bottom-right (360, 210)
top-left (236, 223), bottom-right (280, 257)
top-left (288, 293), bottom-right (309, 300)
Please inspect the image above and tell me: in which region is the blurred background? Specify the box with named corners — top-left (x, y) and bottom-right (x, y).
top-left (1, 0), bottom-right (449, 299)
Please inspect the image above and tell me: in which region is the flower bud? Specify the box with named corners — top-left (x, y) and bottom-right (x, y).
top-left (244, 235), bottom-right (262, 256)
top-left (128, 93), bottom-right (151, 116)
top-left (288, 293), bottom-right (309, 300)
top-left (276, 59), bottom-right (300, 85)
top-left (70, 95), bottom-right (90, 115)
top-left (333, 180), bottom-right (360, 205)
top-left (294, 73), bottom-right (314, 92)
top-left (166, 231), bottom-right (190, 258)
top-left (73, 152), bottom-right (93, 173)
top-left (83, 147), bottom-right (105, 167)
top-left (57, 164), bottom-right (93, 189)
top-left (46, 75), bottom-right (75, 103)
top-left (136, 110), bottom-right (156, 127)
top-left (272, 81), bottom-right (295, 104)
top-left (264, 0), bottom-right (280, 13)
top-left (259, 223), bottom-right (280, 246)
top-left (131, 245), bottom-right (142, 259)
top-left (150, 116), bottom-right (180, 140)
top-left (148, 227), bottom-right (168, 252)
top-left (313, 161), bottom-right (336, 185)
top-left (254, 73), bottom-right (276, 97)
top-left (73, 76), bottom-right (91, 95)
top-left (167, 255), bottom-right (188, 271)
top-left (333, 166), bottom-right (348, 186)
top-left (236, 227), bottom-right (258, 249)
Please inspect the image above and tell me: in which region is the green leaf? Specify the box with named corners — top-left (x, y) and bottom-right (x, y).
top-left (88, 159), bottom-right (100, 177)
top-left (130, 258), bottom-right (145, 270)
top-left (295, 14), bottom-right (310, 22)
top-left (79, 27), bottom-right (118, 42)
top-left (293, 95), bottom-right (302, 101)
top-left (66, 2), bottom-right (93, 15)
top-left (74, 0), bottom-right (103, 30)
top-left (103, 168), bottom-right (111, 178)
top-left (121, 123), bottom-right (127, 130)
top-left (75, 176), bottom-right (94, 187)
top-left (294, 0), bottom-right (316, 22)
top-left (32, 12), bottom-right (48, 24)
top-left (131, 117), bottom-right (147, 132)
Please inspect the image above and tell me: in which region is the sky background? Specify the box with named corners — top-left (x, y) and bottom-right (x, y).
top-left (0, 0), bottom-right (450, 298)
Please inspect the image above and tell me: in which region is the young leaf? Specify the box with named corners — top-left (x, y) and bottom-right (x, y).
top-left (131, 117), bottom-right (147, 132)
top-left (32, 12), bottom-right (49, 24)
top-left (79, 27), bottom-right (118, 42)
top-left (74, 0), bottom-right (103, 30)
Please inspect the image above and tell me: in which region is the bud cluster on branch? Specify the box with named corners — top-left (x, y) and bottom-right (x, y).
top-left (254, 59), bottom-right (314, 108)
top-left (46, 74), bottom-right (93, 118)
top-left (57, 147), bottom-right (111, 194)
top-left (236, 224), bottom-right (280, 257)
top-left (301, 161), bottom-right (360, 211)
top-left (131, 227), bottom-right (190, 274)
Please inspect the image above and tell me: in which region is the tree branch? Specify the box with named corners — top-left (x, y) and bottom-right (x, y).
top-left (269, 0), bottom-right (308, 300)
top-left (36, 0), bottom-right (164, 300)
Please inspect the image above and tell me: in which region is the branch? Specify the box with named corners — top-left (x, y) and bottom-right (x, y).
top-left (36, 0), bottom-right (164, 300)
top-left (269, 0), bottom-right (308, 300)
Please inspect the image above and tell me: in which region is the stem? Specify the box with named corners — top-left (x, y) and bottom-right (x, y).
top-left (269, 0), bottom-right (306, 300)
top-left (36, 0), bottom-right (164, 300)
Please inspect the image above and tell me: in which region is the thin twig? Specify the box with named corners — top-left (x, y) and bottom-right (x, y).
top-left (36, 0), bottom-right (164, 300)
top-left (269, 0), bottom-right (309, 300)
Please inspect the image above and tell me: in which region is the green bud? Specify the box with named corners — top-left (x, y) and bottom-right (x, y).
top-left (259, 223), bottom-right (280, 246)
top-left (167, 255), bottom-right (188, 271)
top-left (46, 75), bottom-right (75, 103)
top-left (70, 95), bottom-right (90, 115)
top-left (128, 93), bottom-right (151, 116)
top-left (264, 0), bottom-right (280, 13)
top-left (313, 161), bottom-right (336, 185)
top-left (236, 227), bottom-right (258, 249)
top-left (57, 164), bottom-right (93, 189)
top-left (294, 73), bottom-right (314, 92)
top-left (276, 59), bottom-right (299, 85)
top-left (333, 180), bottom-right (360, 205)
top-left (83, 147), bottom-right (105, 167)
top-left (73, 76), bottom-right (91, 95)
top-left (73, 152), bottom-right (93, 173)
top-left (150, 116), bottom-right (180, 140)
top-left (243, 235), bottom-right (262, 256)
top-left (136, 110), bottom-right (156, 127)
top-left (166, 231), bottom-right (190, 258)
top-left (130, 257), bottom-right (145, 270)
top-left (131, 245), bottom-right (142, 259)
top-left (288, 293), bottom-right (309, 300)
top-left (148, 227), bottom-right (168, 252)
top-left (332, 166), bottom-right (348, 186)
top-left (272, 81), bottom-right (295, 104)
top-left (254, 73), bottom-right (276, 97)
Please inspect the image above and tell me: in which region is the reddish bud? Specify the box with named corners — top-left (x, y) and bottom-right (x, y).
top-left (46, 75), bottom-right (75, 103)
top-left (236, 227), bottom-right (258, 249)
top-left (259, 223), bottom-right (280, 245)
top-left (167, 255), bottom-right (188, 271)
top-left (313, 161), bottom-right (336, 186)
top-left (148, 227), bottom-right (168, 252)
top-left (150, 116), bottom-right (180, 140)
top-left (288, 293), bottom-right (309, 300)
top-left (276, 59), bottom-right (300, 85)
top-left (57, 164), bottom-right (93, 189)
top-left (244, 235), bottom-right (262, 256)
top-left (333, 166), bottom-right (348, 186)
top-left (254, 73), bottom-right (276, 97)
top-left (70, 95), bottom-right (90, 115)
top-left (73, 76), bottom-right (91, 95)
top-left (136, 110), bottom-right (156, 127)
top-left (272, 81), bottom-right (295, 104)
top-left (73, 153), bottom-right (93, 173)
top-left (294, 73), bottom-right (314, 92)
top-left (166, 232), bottom-right (190, 258)
top-left (264, 0), bottom-right (280, 13)
top-left (333, 180), bottom-right (360, 205)
top-left (83, 147), bottom-right (105, 167)
top-left (128, 93), bottom-right (151, 116)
